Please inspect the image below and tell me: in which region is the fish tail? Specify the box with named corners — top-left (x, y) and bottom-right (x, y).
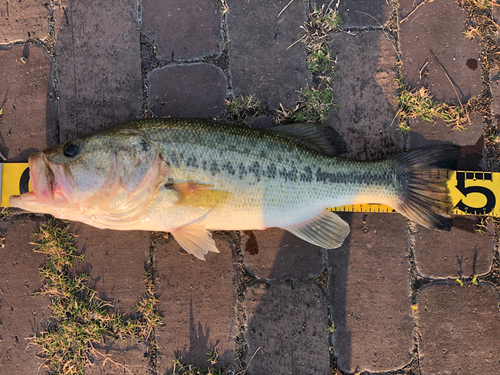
top-left (393, 144), bottom-right (461, 230)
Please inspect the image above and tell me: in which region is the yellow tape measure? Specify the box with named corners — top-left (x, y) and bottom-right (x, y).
top-left (1, 163), bottom-right (32, 207)
top-left (331, 170), bottom-right (499, 217)
top-left (1, 164), bottom-right (498, 217)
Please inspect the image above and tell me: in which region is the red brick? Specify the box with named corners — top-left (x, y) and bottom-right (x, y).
top-left (0, 0), bottom-right (50, 43)
top-left (0, 219), bottom-right (52, 375)
top-left (417, 283), bottom-right (500, 374)
top-left (328, 213), bottom-right (413, 372)
top-left (407, 115), bottom-right (484, 170)
top-left (414, 218), bottom-right (494, 279)
top-left (155, 234), bottom-right (237, 372)
top-left (68, 223), bottom-right (151, 374)
top-left (0, 45), bottom-right (56, 161)
top-left (491, 70), bottom-right (500, 129)
top-left (85, 339), bottom-right (149, 374)
top-left (227, 0), bottom-right (311, 110)
top-left (142, 0), bottom-right (222, 60)
top-left (244, 282), bottom-right (330, 374)
top-left (399, 0), bottom-right (482, 105)
top-left (69, 223), bottom-right (150, 317)
top-left (242, 228), bottom-right (325, 280)
top-left (55, 0), bottom-right (142, 140)
top-left (327, 31), bottom-right (403, 160)
top-left (148, 64), bottom-right (227, 118)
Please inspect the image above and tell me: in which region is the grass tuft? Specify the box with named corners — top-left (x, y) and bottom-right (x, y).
top-left (464, 0), bottom-right (495, 9)
top-left (30, 220), bottom-right (161, 374)
top-left (277, 4), bottom-right (341, 124)
top-left (397, 81), bottom-right (468, 133)
top-left (168, 346), bottom-right (231, 375)
top-left (225, 95), bottom-right (263, 125)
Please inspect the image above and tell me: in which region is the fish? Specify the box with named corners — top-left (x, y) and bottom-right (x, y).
top-left (10, 118), bottom-right (461, 260)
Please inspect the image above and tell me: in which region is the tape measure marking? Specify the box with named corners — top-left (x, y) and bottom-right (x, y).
top-left (1, 164), bottom-right (499, 217)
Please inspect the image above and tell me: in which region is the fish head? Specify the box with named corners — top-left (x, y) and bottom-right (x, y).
top-left (10, 130), bottom-right (168, 220)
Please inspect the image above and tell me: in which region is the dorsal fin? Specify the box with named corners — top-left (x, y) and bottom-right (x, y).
top-left (271, 124), bottom-right (347, 156)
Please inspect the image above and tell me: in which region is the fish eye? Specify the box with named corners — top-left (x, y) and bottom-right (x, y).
top-left (63, 143), bottom-right (79, 158)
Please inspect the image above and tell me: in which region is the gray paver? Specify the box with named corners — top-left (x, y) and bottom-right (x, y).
top-left (155, 234), bottom-right (237, 372)
top-left (242, 228), bottom-right (324, 280)
top-left (417, 283), bottom-right (500, 374)
top-left (0, 0), bottom-right (50, 43)
top-left (408, 115), bottom-right (484, 148)
top-left (227, 0), bottom-right (310, 110)
top-left (336, 0), bottom-right (393, 27)
top-left (399, 0), bottom-right (482, 105)
top-left (147, 63), bottom-right (227, 118)
top-left (55, 0), bottom-right (142, 140)
top-left (142, 0), bottom-right (222, 61)
top-left (328, 213), bottom-right (413, 373)
top-left (0, 219), bottom-right (52, 375)
top-left (327, 31), bottom-right (403, 160)
top-left (414, 219), bottom-right (495, 279)
top-left (244, 282), bottom-right (330, 374)
top-left (0, 45), bottom-right (57, 161)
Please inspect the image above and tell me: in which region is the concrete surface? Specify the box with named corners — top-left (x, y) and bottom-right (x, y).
top-left (1, 0), bottom-right (500, 374)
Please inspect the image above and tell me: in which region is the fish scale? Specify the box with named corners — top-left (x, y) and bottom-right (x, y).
top-left (10, 118), bottom-right (460, 260)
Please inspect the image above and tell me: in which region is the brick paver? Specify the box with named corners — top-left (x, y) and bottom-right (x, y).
top-left (337, 0), bottom-right (393, 27)
top-left (55, 0), bottom-right (142, 140)
top-left (244, 282), bottom-right (330, 374)
top-left (31, 222), bottom-right (149, 374)
top-left (0, 219), bottom-right (51, 375)
top-left (1, 0), bottom-right (500, 374)
top-left (0, 0), bottom-right (50, 43)
top-left (413, 219), bottom-right (495, 279)
top-left (69, 223), bottom-right (150, 317)
top-left (399, 0), bottom-right (482, 105)
top-left (417, 283), bottom-right (500, 374)
top-left (327, 31), bottom-right (403, 160)
top-left (142, 0), bottom-right (222, 61)
top-left (408, 115), bottom-right (484, 149)
top-left (491, 70), bottom-right (500, 129)
top-left (147, 63), bottom-right (227, 118)
top-left (85, 339), bottom-right (149, 375)
top-left (0, 45), bottom-right (56, 161)
top-left (227, 0), bottom-right (310, 110)
top-left (154, 234), bottom-right (237, 373)
top-left (328, 213), bottom-right (413, 373)
top-left (242, 228), bottom-right (325, 280)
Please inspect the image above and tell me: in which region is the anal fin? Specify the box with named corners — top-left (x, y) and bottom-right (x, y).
top-left (171, 226), bottom-right (219, 260)
top-left (285, 210), bottom-right (350, 249)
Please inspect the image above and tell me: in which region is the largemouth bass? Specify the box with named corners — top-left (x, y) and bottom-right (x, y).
top-left (10, 118), bottom-right (460, 259)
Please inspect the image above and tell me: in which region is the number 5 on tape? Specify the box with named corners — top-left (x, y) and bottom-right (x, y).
top-left (448, 171), bottom-right (498, 216)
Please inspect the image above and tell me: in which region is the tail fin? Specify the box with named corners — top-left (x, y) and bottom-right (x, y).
top-left (394, 144), bottom-right (461, 231)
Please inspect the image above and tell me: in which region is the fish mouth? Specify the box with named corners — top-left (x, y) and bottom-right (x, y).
top-left (10, 152), bottom-right (72, 209)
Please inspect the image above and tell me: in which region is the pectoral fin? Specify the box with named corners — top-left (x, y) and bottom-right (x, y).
top-left (285, 210), bottom-right (350, 249)
top-left (171, 182), bottom-right (232, 210)
top-left (171, 226), bottom-right (219, 260)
